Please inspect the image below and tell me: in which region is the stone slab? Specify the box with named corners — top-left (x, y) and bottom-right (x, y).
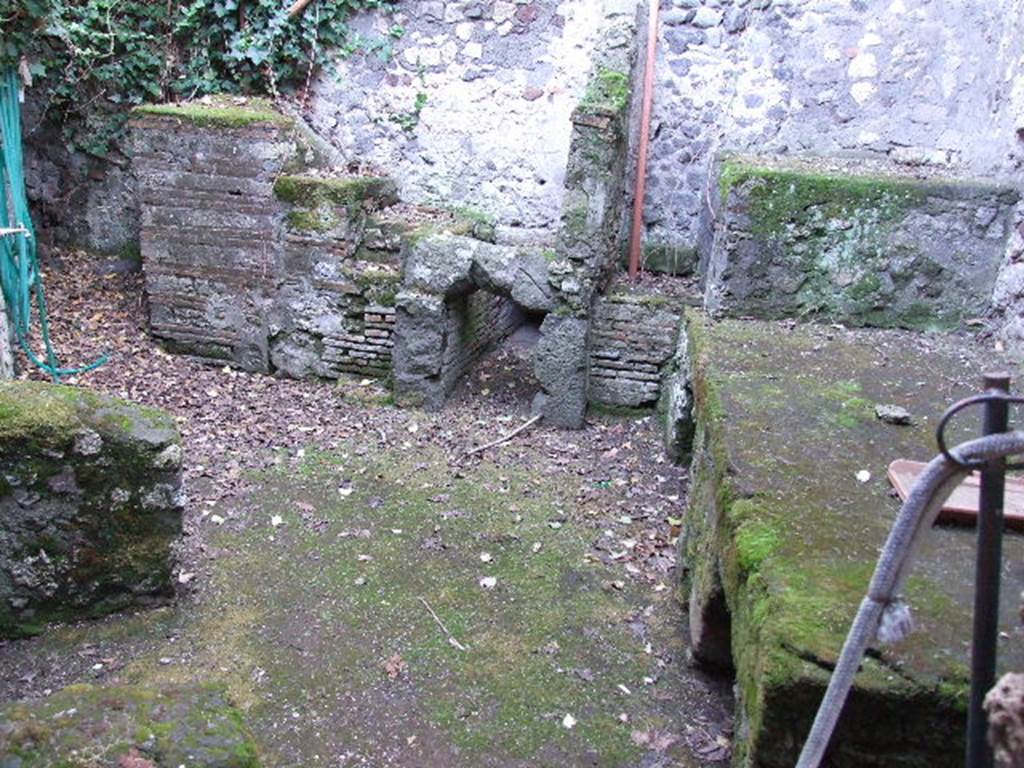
top-left (678, 310), bottom-right (1024, 767)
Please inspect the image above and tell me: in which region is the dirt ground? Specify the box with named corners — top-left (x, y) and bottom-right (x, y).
top-left (0, 250), bottom-right (733, 767)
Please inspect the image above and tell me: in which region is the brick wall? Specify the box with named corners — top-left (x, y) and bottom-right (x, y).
top-left (589, 294), bottom-right (682, 408)
top-left (440, 291), bottom-right (523, 395)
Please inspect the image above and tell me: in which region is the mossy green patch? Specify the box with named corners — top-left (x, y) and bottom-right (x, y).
top-left (273, 174), bottom-right (398, 208)
top-left (579, 67), bottom-right (631, 115)
top-left (134, 97), bottom-right (291, 129)
top-left (35, 436), bottom-right (699, 766)
top-left (717, 157), bottom-right (926, 233)
top-left (710, 155), bottom-right (993, 330)
top-left (0, 381), bottom-right (80, 444)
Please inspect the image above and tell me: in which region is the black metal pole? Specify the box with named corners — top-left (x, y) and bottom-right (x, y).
top-left (966, 372), bottom-right (1010, 768)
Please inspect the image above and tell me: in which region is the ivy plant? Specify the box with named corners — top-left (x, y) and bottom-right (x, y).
top-left (0, 0), bottom-right (394, 157)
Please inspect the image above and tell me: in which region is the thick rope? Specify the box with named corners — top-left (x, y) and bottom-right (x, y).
top-left (796, 430), bottom-right (1024, 767)
top-left (0, 67), bottom-right (106, 380)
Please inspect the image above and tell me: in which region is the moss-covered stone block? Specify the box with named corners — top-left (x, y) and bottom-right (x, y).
top-left (273, 174), bottom-right (399, 211)
top-left (679, 310), bottom-right (1024, 766)
top-left (0, 684), bottom-right (259, 766)
top-left (0, 382), bottom-right (183, 638)
top-left (275, 174), bottom-right (399, 241)
top-left (577, 66), bottom-right (631, 117)
top-left (704, 154), bottom-right (1020, 330)
top-left (133, 97), bottom-right (292, 129)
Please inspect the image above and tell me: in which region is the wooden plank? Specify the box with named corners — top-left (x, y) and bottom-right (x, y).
top-left (887, 459), bottom-right (1024, 531)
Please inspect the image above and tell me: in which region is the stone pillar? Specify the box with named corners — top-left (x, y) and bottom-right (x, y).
top-left (392, 290), bottom-right (449, 410)
top-left (532, 9), bottom-right (639, 429)
top-left (532, 315), bottom-right (589, 429)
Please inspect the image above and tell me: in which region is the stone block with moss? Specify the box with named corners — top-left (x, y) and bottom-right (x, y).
top-left (0, 382), bottom-right (183, 638)
top-left (703, 154), bottom-right (1020, 330)
top-left (0, 684), bottom-right (258, 767)
top-left (274, 174), bottom-right (399, 236)
top-left (679, 309), bottom-right (1024, 766)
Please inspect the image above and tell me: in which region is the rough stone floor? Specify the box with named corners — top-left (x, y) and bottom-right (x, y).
top-left (0, 251), bottom-right (732, 767)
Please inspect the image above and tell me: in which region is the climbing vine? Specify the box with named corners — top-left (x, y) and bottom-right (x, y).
top-left (0, 0), bottom-right (395, 157)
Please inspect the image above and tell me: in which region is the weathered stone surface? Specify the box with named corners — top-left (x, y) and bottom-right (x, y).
top-left (404, 233), bottom-right (556, 312)
top-left (644, 0), bottom-right (1024, 279)
top-left (986, 673), bottom-right (1024, 768)
top-left (403, 235), bottom-right (480, 298)
top-left (304, 0), bottom-right (630, 245)
top-left (554, 14), bottom-right (638, 314)
top-left (703, 155), bottom-right (1020, 330)
top-left (660, 322), bottom-right (693, 464)
top-left (679, 310), bottom-right (1024, 767)
top-left (0, 382), bottom-right (183, 638)
top-left (532, 314), bottom-right (588, 428)
top-left (0, 684), bottom-right (259, 766)
top-left (0, 291), bottom-right (13, 379)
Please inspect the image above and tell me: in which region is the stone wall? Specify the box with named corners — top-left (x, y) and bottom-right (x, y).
top-left (0, 381), bottom-right (183, 638)
top-left (22, 95), bottom-right (139, 256)
top-left (642, 0), bottom-right (1024, 261)
top-left (703, 154), bottom-right (1020, 329)
top-left (24, 1), bottom-right (1024, 308)
top-left (589, 293), bottom-right (682, 408)
top-left (306, 0), bottom-right (620, 246)
top-left (392, 7), bottom-right (640, 428)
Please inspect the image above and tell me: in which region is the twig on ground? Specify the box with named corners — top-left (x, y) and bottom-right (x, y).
top-left (418, 596), bottom-right (468, 652)
top-left (464, 414), bottom-right (542, 457)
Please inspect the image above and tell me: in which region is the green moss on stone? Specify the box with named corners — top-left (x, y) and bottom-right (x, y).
top-left (0, 381), bottom-right (79, 445)
top-left (718, 158), bottom-right (925, 239)
top-left (273, 174), bottom-right (398, 208)
top-left (285, 207), bottom-right (338, 233)
top-left (680, 312), bottom-right (997, 766)
top-left (580, 67), bottom-right (631, 115)
top-left (0, 381), bottom-right (181, 639)
top-left (134, 97), bottom-right (291, 129)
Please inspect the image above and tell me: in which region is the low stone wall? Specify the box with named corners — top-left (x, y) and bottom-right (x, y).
top-left (677, 310), bottom-right (1024, 767)
top-left (132, 100), bottom-right (403, 379)
top-left (0, 382), bottom-right (183, 638)
top-left (589, 294), bottom-right (682, 409)
top-left (702, 154), bottom-right (1020, 330)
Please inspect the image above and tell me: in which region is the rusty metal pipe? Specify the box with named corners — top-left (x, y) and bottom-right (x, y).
top-left (627, 0), bottom-right (659, 281)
